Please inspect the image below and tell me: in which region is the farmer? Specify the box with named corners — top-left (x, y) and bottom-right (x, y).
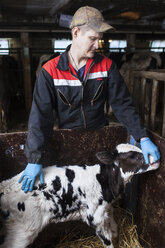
top-left (19, 6), bottom-right (160, 193)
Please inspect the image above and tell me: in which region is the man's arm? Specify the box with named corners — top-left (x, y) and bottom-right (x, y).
top-left (19, 68), bottom-right (56, 193)
top-left (108, 61), bottom-right (160, 163)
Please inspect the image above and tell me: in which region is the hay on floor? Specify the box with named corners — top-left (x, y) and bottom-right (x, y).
top-left (33, 207), bottom-right (151, 248)
top-left (55, 207), bottom-right (150, 248)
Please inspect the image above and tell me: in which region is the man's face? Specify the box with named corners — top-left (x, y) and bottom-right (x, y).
top-left (76, 28), bottom-right (103, 59)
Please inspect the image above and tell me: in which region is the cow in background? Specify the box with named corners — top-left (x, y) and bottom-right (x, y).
top-left (0, 55), bottom-right (21, 133)
top-left (36, 52), bottom-right (60, 78)
top-left (108, 51), bottom-right (162, 92)
top-left (105, 51), bottom-right (162, 118)
top-left (119, 51), bottom-right (162, 92)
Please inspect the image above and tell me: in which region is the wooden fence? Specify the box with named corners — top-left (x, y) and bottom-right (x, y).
top-left (129, 70), bottom-right (165, 137)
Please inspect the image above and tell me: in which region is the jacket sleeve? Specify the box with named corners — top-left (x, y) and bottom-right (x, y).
top-left (25, 68), bottom-right (56, 164)
top-left (108, 61), bottom-right (147, 141)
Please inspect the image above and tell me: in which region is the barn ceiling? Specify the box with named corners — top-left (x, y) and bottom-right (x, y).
top-left (0, 0), bottom-right (165, 34)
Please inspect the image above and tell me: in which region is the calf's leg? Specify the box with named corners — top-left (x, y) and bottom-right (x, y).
top-left (88, 205), bottom-right (114, 248)
top-left (107, 206), bottom-right (118, 238)
top-left (0, 223), bottom-right (33, 248)
top-left (0, 209), bottom-right (44, 248)
top-left (96, 223), bottom-right (114, 248)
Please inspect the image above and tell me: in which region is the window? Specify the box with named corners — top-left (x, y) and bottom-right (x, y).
top-left (109, 40), bottom-right (127, 52)
top-left (150, 40), bottom-right (165, 52)
top-left (0, 39), bottom-right (9, 55)
top-left (54, 39), bottom-right (71, 53)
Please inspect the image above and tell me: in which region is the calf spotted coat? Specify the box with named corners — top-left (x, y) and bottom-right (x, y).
top-left (0, 144), bottom-right (160, 248)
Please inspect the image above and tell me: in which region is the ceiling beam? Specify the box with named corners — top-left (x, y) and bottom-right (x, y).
top-left (49, 0), bottom-right (72, 16)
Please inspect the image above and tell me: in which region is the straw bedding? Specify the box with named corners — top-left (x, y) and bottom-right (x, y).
top-left (32, 207), bottom-right (151, 248)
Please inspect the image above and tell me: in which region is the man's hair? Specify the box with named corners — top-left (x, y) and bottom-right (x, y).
top-left (71, 24), bottom-right (91, 37)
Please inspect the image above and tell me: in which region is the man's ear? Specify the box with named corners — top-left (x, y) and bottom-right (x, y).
top-left (96, 151), bottom-right (113, 164)
top-left (72, 27), bottom-right (80, 38)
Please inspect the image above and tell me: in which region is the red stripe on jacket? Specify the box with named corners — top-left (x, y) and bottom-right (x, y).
top-left (43, 54), bottom-right (112, 80)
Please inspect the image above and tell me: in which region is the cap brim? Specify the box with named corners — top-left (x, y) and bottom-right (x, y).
top-left (88, 21), bottom-right (115, 32)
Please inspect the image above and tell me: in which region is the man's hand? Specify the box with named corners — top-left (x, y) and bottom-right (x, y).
top-left (140, 137), bottom-right (160, 164)
top-left (18, 163), bottom-right (44, 193)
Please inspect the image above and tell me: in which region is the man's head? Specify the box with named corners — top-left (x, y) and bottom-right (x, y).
top-left (69, 6), bottom-right (114, 59)
top-left (70, 6), bottom-right (114, 33)
top-left (71, 27), bottom-right (102, 59)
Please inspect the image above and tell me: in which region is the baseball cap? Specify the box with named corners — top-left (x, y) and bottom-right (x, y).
top-left (70, 6), bottom-right (115, 32)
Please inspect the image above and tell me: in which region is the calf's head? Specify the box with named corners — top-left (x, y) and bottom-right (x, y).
top-left (96, 143), bottom-right (160, 202)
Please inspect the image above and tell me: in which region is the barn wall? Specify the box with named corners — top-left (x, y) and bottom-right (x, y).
top-left (137, 131), bottom-right (165, 248)
top-left (0, 125), bottom-right (127, 181)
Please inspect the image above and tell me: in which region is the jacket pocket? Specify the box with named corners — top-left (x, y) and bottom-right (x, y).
top-left (57, 89), bottom-right (72, 108)
top-left (91, 81), bottom-right (104, 106)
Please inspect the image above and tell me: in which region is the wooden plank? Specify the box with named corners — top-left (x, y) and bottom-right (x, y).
top-left (140, 77), bottom-right (146, 124)
top-left (151, 79), bottom-right (158, 131)
top-left (149, 69), bottom-right (165, 72)
top-left (133, 71), bottom-right (165, 81)
top-left (128, 70), bottom-right (135, 94)
top-left (132, 77), bottom-right (140, 111)
top-left (144, 80), bottom-right (152, 128)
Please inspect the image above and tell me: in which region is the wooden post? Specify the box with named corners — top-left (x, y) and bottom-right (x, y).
top-left (140, 77), bottom-right (146, 124)
top-left (126, 34), bottom-right (136, 52)
top-left (21, 32), bottom-right (32, 116)
top-left (151, 79), bottom-right (158, 131)
top-left (128, 70), bottom-right (135, 94)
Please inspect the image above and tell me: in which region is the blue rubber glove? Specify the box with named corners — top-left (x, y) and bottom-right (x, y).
top-left (129, 135), bottom-right (140, 148)
top-left (140, 137), bottom-right (160, 164)
top-left (18, 163), bottom-right (44, 193)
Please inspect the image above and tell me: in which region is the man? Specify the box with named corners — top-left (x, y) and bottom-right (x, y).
top-left (19, 6), bottom-right (160, 193)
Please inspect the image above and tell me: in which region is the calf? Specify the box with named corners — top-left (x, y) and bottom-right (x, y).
top-left (0, 144), bottom-right (160, 248)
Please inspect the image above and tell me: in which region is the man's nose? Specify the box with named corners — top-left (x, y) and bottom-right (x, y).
top-left (94, 40), bottom-right (99, 49)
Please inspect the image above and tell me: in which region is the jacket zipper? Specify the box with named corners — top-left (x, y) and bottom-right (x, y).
top-left (91, 81), bottom-right (104, 106)
top-left (69, 61), bottom-right (95, 129)
top-left (81, 62), bottom-right (95, 128)
top-left (68, 68), bottom-right (87, 128)
top-left (57, 89), bottom-right (72, 108)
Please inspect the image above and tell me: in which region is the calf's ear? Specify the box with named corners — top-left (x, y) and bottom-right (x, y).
top-left (109, 166), bottom-right (124, 198)
top-left (96, 151), bottom-right (113, 164)
top-left (96, 163), bottom-right (124, 202)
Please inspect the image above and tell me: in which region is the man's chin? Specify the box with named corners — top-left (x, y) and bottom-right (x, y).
top-left (88, 51), bottom-right (95, 58)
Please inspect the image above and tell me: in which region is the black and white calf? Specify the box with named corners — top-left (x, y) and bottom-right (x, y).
top-left (0, 144), bottom-right (160, 248)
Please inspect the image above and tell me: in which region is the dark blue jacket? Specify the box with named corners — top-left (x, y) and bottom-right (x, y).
top-left (25, 46), bottom-right (147, 163)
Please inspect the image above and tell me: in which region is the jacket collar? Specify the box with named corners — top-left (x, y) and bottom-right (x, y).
top-left (57, 44), bottom-right (104, 71)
